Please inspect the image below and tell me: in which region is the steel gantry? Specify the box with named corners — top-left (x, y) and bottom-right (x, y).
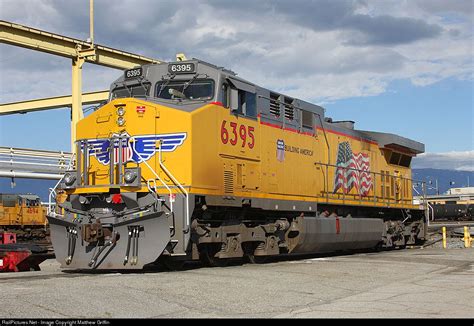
top-left (0, 19), bottom-right (163, 151)
top-left (0, 90), bottom-right (109, 115)
top-left (0, 146), bottom-right (73, 180)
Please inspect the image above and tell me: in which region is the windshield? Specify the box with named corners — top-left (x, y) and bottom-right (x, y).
top-left (111, 83), bottom-right (151, 99)
top-left (155, 79), bottom-right (214, 100)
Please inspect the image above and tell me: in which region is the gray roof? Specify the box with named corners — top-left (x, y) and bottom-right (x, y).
top-left (18, 194), bottom-right (40, 200)
top-left (358, 131), bottom-right (425, 154)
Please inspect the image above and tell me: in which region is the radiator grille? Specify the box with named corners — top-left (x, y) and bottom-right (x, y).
top-left (224, 170), bottom-right (234, 194)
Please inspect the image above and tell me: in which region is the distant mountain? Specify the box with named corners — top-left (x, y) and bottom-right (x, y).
top-left (412, 168), bottom-right (474, 195)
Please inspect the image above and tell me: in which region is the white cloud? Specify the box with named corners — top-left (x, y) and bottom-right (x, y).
top-left (413, 151), bottom-right (474, 171)
top-left (0, 0), bottom-right (472, 104)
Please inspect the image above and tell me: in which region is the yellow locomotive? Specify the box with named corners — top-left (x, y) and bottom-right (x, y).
top-left (48, 59), bottom-right (426, 269)
top-left (0, 193), bottom-right (48, 239)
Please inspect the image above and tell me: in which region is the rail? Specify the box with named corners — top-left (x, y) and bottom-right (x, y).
top-left (48, 153), bottom-right (76, 216)
top-left (131, 140), bottom-right (190, 237)
top-left (157, 141), bottom-right (190, 233)
top-left (0, 146), bottom-right (73, 176)
top-left (129, 142), bottom-right (174, 213)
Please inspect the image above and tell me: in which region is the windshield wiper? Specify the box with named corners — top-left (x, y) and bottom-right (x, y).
top-left (135, 76), bottom-right (150, 97)
top-left (158, 74), bottom-right (176, 97)
top-left (181, 73), bottom-right (208, 92)
top-left (112, 82), bottom-right (132, 98)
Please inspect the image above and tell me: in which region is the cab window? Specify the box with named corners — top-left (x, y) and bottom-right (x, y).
top-left (155, 79), bottom-right (214, 100)
top-left (111, 83), bottom-right (151, 99)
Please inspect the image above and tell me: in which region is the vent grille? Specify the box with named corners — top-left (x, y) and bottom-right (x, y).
top-left (302, 110), bottom-right (313, 129)
top-left (284, 97), bottom-right (294, 120)
top-left (224, 170), bottom-right (234, 194)
top-left (269, 93), bottom-right (280, 116)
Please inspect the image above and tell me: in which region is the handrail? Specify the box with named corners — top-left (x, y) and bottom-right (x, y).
top-left (428, 203), bottom-right (435, 222)
top-left (0, 146), bottom-right (72, 175)
top-left (157, 141), bottom-right (190, 233)
top-left (48, 152), bottom-right (76, 216)
top-left (314, 161), bottom-right (426, 208)
top-left (130, 141), bottom-right (174, 213)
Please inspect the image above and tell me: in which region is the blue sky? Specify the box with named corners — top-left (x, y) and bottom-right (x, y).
top-left (325, 77), bottom-right (473, 153)
top-left (0, 0), bottom-right (473, 171)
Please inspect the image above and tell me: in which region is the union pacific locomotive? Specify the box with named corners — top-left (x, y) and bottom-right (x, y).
top-left (47, 59), bottom-right (426, 269)
top-left (1, 193), bottom-right (48, 239)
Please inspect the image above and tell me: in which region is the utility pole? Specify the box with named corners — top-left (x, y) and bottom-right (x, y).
top-left (428, 179), bottom-right (439, 195)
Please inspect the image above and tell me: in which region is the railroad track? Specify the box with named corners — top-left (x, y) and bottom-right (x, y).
top-left (427, 221), bottom-right (474, 230)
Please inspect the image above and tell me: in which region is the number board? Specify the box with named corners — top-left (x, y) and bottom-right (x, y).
top-left (168, 63), bottom-right (195, 74)
top-left (124, 68), bottom-right (142, 79)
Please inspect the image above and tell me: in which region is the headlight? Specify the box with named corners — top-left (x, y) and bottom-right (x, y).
top-left (64, 172), bottom-right (76, 186)
top-left (117, 107), bottom-right (126, 116)
top-left (123, 167), bottom-right (141, 186)
top-left (117, 117), bottom-right (125, 126)
top-left (124, 170), bottom-right (137, 183)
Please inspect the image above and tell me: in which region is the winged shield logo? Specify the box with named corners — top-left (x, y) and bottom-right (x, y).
top-left (85, 132), bottom-right (187, 165)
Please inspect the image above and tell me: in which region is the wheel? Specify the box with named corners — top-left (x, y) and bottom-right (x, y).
top-left (245, 254), bottom-right (269, 264)
top-left (161, 257), bottom-right (185, 271)
top-left (199, 244), bottom-right (229, 267)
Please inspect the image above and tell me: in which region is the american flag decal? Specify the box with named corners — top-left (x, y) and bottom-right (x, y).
top-left (113, 139), bottom-right (133, 164)
top-left (333, 141), bottom-right (372, 196)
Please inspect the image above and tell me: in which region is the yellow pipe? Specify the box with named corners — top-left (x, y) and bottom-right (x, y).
top-left (71, 56), bottom-right (84, 153)
top-left (464, 226), bottom-right (472, 248)
top-left (442, 226), bottom-right (447, 249)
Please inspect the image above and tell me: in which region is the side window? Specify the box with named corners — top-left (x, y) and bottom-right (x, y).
top-left (399, 155), bottom-right (412, 167)
top-left (237, 90), bottom-right (256, 117)
top-left (230, 87), bottom-right (257, 118)
top-left (238, 90), bottom-right (245, 115)
top-left (390, 152), bottom-right (401, 165)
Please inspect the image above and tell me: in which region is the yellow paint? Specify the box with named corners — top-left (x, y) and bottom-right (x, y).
top-left (70, 98), bottom-right (419, 211)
